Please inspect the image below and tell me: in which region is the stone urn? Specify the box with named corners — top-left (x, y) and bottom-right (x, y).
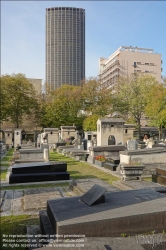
top-left (120, 164), bottom-right (145, 180)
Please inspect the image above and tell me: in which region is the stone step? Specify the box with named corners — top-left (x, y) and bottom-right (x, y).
top-left (39, 210), bottom-right (55, 237)
top-left (9, 172), bottom-right (70, 184)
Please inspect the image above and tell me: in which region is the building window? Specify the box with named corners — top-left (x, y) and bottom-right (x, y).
top-left (145, 63), bottom-right (149, 65)
top-left (134, 62), bottom-right (137, 68)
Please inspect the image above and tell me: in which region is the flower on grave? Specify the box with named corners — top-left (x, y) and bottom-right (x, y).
top-left (95, 155), bottom-right (106, 162)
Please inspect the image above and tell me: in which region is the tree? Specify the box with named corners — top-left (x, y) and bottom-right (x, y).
top-left (83, 114), bottom-right (100, 131)
top-left (145, 82), bottom-right (166, 139)
top-left (1, 73), bottom-right (39, 128)
top-left (112, 73), bottom-right (158, 138)
top-left (43, 84), bottom-right (85, 128)
top-left (81, 78), bottom-right (112, 116)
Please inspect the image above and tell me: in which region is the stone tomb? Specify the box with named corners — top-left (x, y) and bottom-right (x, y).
top-left (119, 148), bottom-right (166, 175)
top-left (14, 129), bottom-right (21, 148)
top-left (87, 145), bottom-right (125, 164)
top-left (9, 161), bottom-right (70, 184)
top-left (60, 126), bottom-right (76, 140)
top-left (39, 184), bottom-right (166, 238)
top-left (44, 128), bottom-right (59, 145)
top-left (97, 118), bottom-right (125, 146)
top-left (4, 129), bottom-right (13, 147)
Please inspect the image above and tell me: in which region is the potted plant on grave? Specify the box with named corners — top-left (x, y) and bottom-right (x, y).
top-left (120, 160), bottom-right (145, 181)
top-left (94, 155), bottom-right (106, 167)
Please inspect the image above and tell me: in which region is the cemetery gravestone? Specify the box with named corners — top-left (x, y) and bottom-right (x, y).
top-left (81, 184), bottom-right (107, 206)
top-left (14, 129), bottom-right (21, 148)
top-left (127, 139), bottom-right (138, 150)
top-left (44, 128), bottom-right (59, 144)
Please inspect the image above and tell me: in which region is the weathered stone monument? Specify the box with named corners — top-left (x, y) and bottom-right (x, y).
top-left (44, 128), bottom-right (59, 146)
top-left (97, 118), bottom-right (125, 146)
top-left (4, 129), bottom-right (13, 147)
top-left (41, 132), bottom-right (48, 144)
top-left (123, 124), bottom-right (136, 143)
top-left (127, 139), bottom-right (138, 150)
top-left (14, 129), bottom-right (21, 148)
top-left (119, 148), bottom-right (166, 175)
top-left (60, 126), bottom-right (76, 140)
top-left (37, 133), bottom-right (41, 147)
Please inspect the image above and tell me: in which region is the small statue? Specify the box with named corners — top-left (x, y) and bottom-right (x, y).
top-left (41, 132), bottom-right (48, 143)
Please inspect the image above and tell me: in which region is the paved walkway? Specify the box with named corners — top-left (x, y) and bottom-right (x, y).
top-left (0, 184), bottom-right (75, 216)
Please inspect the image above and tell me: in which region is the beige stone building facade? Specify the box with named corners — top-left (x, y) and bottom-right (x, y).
top-left (27, 78), bottom-right (42, 95)
top-left (99, 46), bottom-right (162, 89)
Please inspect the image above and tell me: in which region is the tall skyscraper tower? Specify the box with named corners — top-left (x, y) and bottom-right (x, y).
top-left (46, 7), bottom-right (85, 90)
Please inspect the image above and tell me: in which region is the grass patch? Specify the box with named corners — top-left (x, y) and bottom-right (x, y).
top-left (0, 169), bottom-right (8, 180)
top-left (49, 152), bottom-right (120, 185)
top-left (1, 148), bottom-right (14, 162)
top-left (0, 214), bottom-right (39, 250)
top-left (1, 156), bottom-right (13, 162)
top-left (142, 177), bottom-right (152, 182)
top-left (1, 182), bottom-right (69, 191)
top-left (0, 163), bottom-right (10, 167)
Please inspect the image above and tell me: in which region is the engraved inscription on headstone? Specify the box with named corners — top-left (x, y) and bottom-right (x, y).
top-left (81, 184), bottom-right (107, 206)
top-left (127, 139), bottom-right (138, 150)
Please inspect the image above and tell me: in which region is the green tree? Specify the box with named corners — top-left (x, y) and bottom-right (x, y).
top-left (1, 73), bottom-right (39, 128)
top-left (112, 73), bottom-right (158, 138)
top-left (83, 114), bottom-right (101, 131)
top-left (145, 82), bottom-right (166, 139)
top-left (43, 85), bottom-right (85, 128)
top-left (82, 78), bottom-right (112, 116)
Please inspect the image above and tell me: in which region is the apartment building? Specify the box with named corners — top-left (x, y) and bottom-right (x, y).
top-left (99, 46), bottom-right (162, 89)
top-left (46, 7), bottom-right (85, 90)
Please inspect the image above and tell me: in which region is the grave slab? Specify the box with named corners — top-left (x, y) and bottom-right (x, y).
top-left (24, 187), bottom-right (63, 211)
top-left (42, 188), bottom-right (166, 237)
top-left (11, 161), bottom-right (67, 174)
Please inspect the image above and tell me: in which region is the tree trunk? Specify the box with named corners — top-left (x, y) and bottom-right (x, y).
top-left (159, 125), bottom-right (161, 140)
top-left (137, 118), bottom-right (141, 139)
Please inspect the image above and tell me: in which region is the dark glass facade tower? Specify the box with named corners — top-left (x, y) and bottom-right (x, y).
top-left (46, 7), bottom-right (85, 90)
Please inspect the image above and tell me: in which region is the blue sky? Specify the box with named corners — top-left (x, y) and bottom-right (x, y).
top-left (1, 1), bottom-right (166, 82)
